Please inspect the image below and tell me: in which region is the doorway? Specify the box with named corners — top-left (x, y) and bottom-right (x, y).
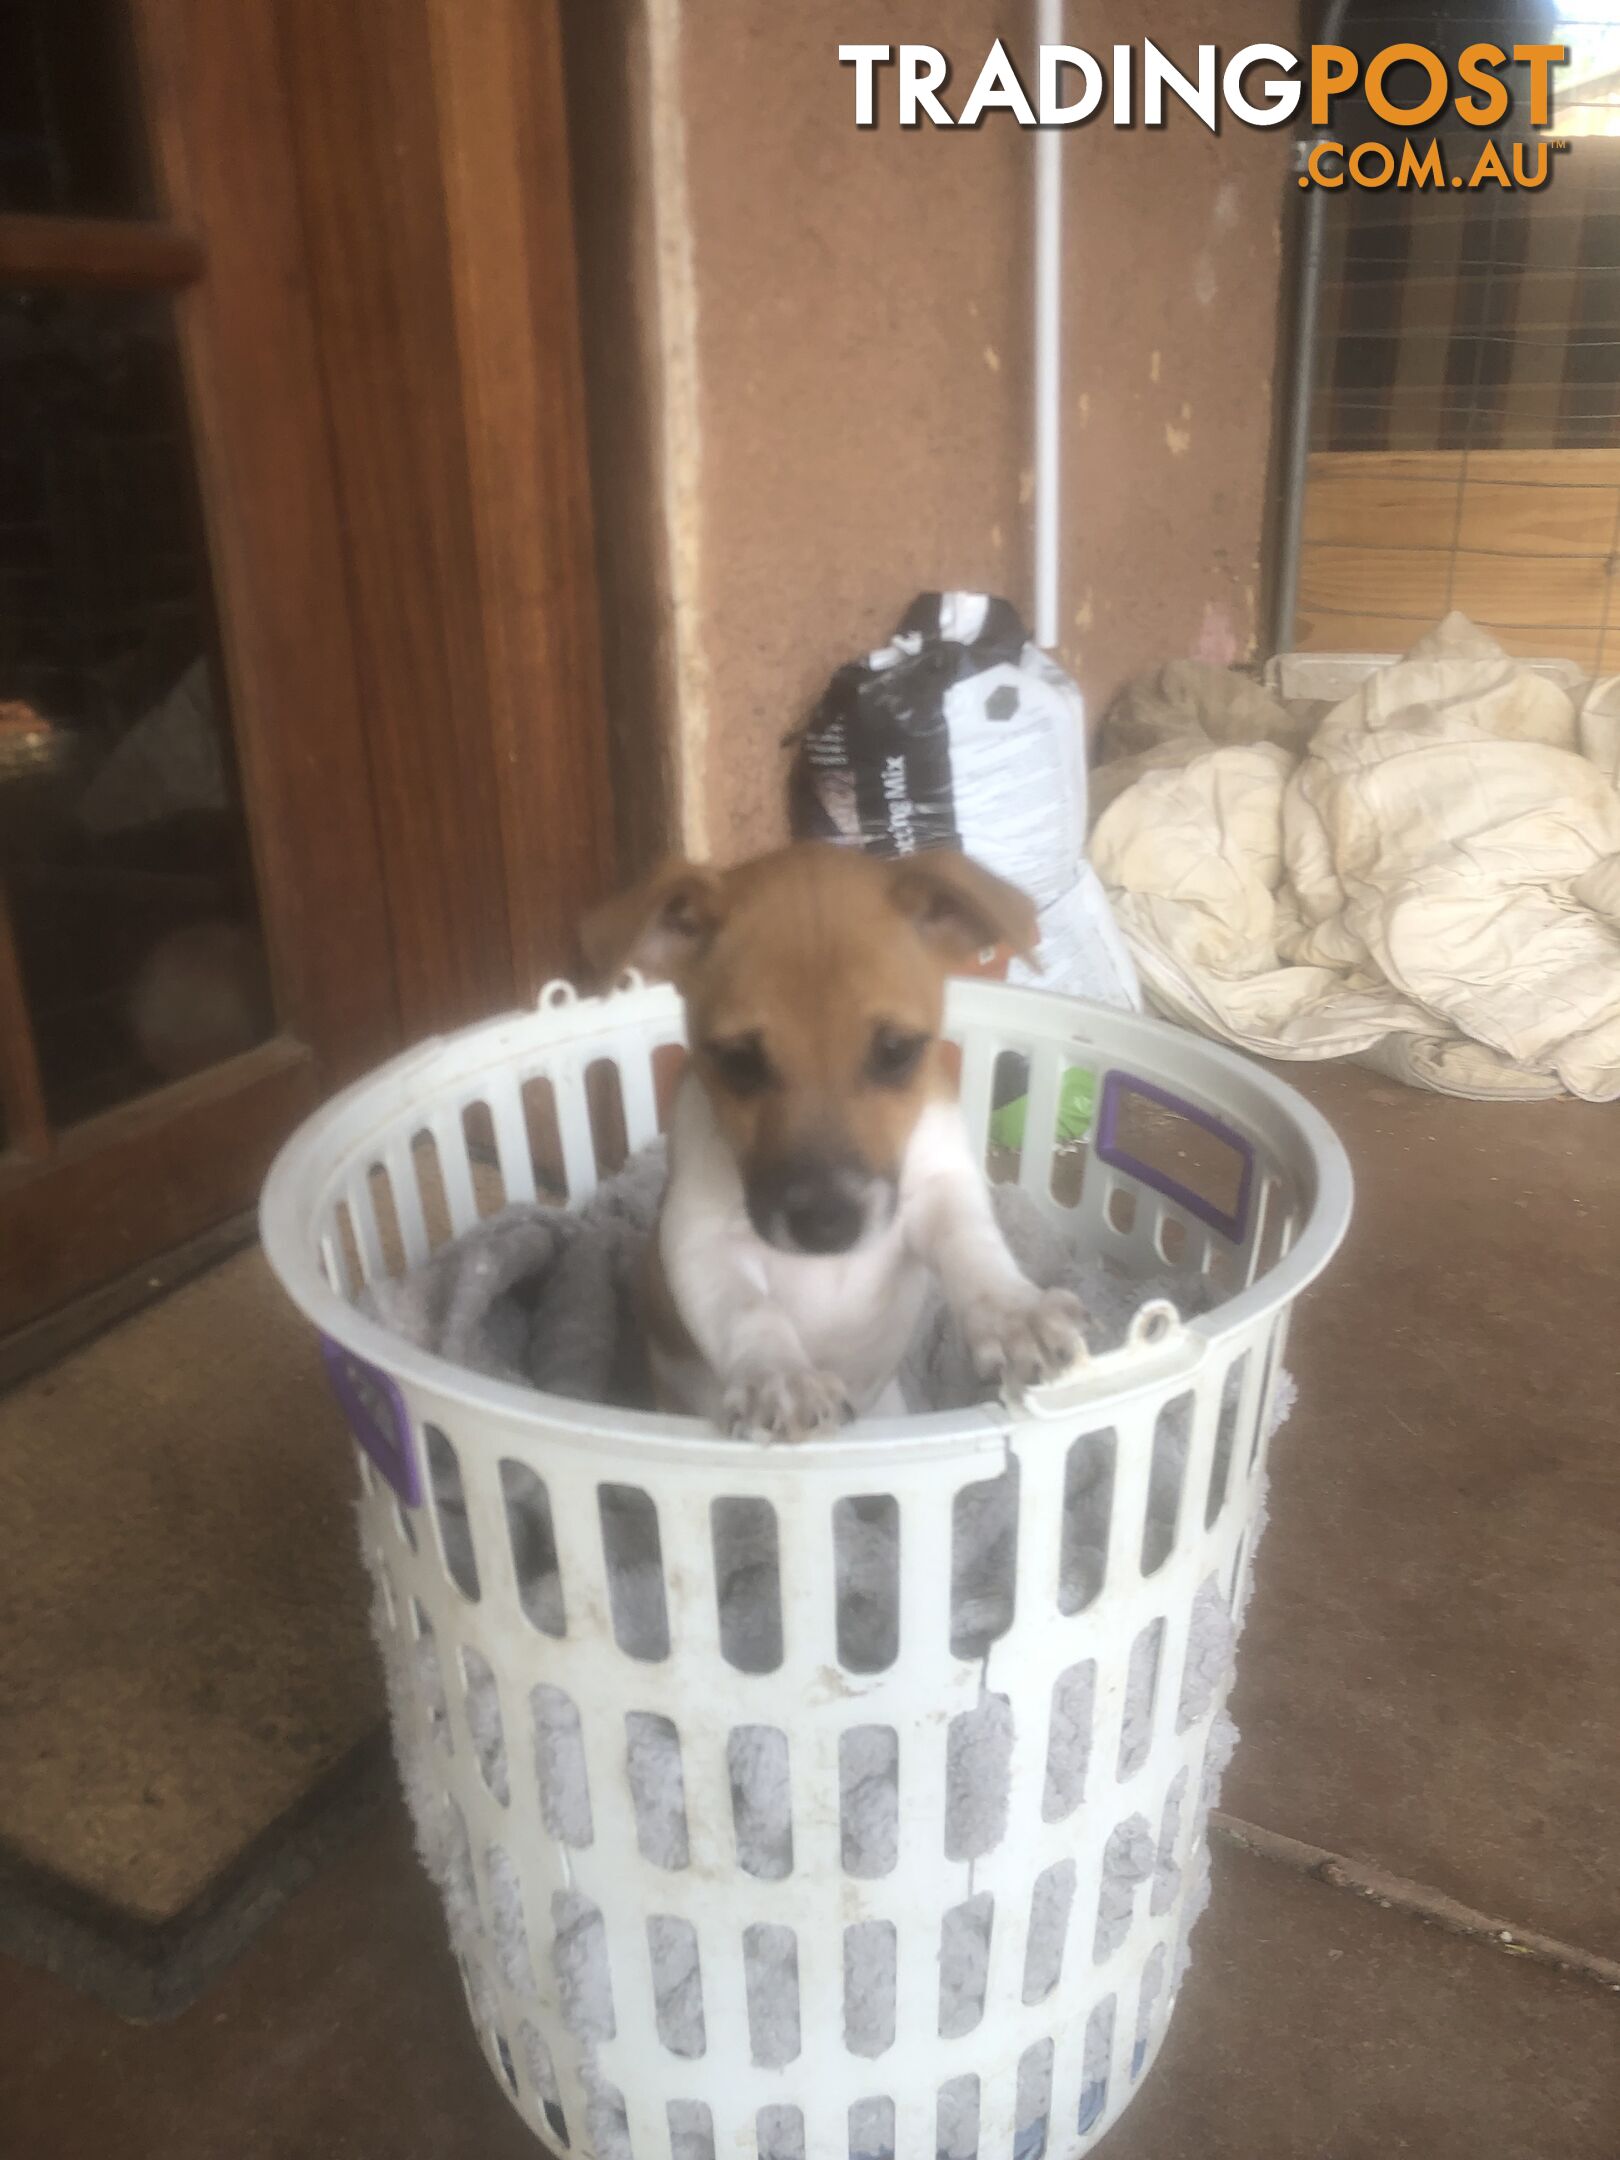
top-left (0, 0), bottom-right (615, 1334)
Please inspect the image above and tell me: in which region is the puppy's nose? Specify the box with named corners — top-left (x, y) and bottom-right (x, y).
top-left (781, 1178), bottom-right (866, 1255)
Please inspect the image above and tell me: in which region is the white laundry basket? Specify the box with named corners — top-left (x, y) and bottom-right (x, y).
top-left (260, 976), bottom-right (1350, 2160)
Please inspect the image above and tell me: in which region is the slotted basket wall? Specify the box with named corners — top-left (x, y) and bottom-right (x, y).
top-left (260, 976), bottom-right (1351, 2160)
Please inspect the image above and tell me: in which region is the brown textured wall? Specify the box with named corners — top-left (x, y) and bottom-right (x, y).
top-left (1059, 15), bottom-right (1293, 704)
top-left (568, 5), bottom-right (1293, 868)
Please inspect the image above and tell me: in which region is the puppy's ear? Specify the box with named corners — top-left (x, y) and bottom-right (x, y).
top-left (581, 859), bottom-right (726, 987)
top-left (889, 849), bottom-right (1039, 967)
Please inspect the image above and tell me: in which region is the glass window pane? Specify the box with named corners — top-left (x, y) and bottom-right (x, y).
top-left (0, 0), bottom-right (151, 218)
top-left (0, 288), bottom-right (272, 1128)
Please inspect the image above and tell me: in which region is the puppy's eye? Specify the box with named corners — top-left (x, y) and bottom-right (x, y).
top-left (865, 1025), bottom-right (931, 1088)
top-left (704, 1033), bottom-right (775, 1097)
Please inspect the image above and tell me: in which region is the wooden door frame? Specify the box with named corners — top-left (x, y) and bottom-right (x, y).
top-left (0, 0), bottom-right (617, 1334)
top-left (135, 0), bottom-right (402, 1078)
top-left (273, 0), bottom-right (617, 1036)
top-left (0, 4), bottom-right (397, 1327)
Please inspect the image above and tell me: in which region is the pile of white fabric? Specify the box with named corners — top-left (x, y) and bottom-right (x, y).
top-left (1090, 613), bottom-right (1620, 1101)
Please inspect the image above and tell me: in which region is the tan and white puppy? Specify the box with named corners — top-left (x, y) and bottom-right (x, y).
top-left (584, 843), bottom-right (1087, 1441)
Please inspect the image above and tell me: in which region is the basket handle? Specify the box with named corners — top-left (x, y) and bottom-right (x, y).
top-left (536, 968), bottom-right (649, 1009)
top-left (1015, 1298), bottom-right (1209, 1420)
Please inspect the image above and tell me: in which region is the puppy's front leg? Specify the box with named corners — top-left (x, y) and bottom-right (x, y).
top-left (659, 1221), bottom-right (852, 1444)
top-left (720, 1316), bottom-right (854, 1445)
top-left (907, 1113), bottom-right (1088, 1392)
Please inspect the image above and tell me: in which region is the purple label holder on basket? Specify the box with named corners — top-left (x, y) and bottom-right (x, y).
top-left (1094, 1070), bottom-right (1256, 1248)
top-left (321, 1336), bottom-right (422, 1507)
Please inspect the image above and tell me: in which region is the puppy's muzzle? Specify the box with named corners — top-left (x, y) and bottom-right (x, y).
top-left (748, 1152), bottom-right (893, 1256)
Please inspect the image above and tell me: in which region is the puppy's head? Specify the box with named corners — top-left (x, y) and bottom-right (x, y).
top-left (584, 843), bottom-right (1036, 1255)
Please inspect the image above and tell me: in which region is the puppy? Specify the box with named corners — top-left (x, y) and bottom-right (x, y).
top-left (584, 843), bottom-right (1087, 1441)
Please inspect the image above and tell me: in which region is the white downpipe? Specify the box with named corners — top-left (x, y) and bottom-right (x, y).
top-left (1033, 0), bottom-right (1065, 650)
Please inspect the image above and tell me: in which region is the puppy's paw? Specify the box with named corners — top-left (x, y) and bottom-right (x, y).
top-left (966, 1286), bottom-right (1089, 1392)
top-left (724, 1365), bottom-right (854, 1444)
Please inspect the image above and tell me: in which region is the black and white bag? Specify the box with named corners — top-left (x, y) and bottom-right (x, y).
top-left (790, 592), bottom-right (1140, 1008)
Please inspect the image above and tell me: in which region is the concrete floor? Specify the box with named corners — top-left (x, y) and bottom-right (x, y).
top-left (2, 1064), bottom-right (1617, 2155)
top-left (4, 1809), bottom-right (1615, 2160)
